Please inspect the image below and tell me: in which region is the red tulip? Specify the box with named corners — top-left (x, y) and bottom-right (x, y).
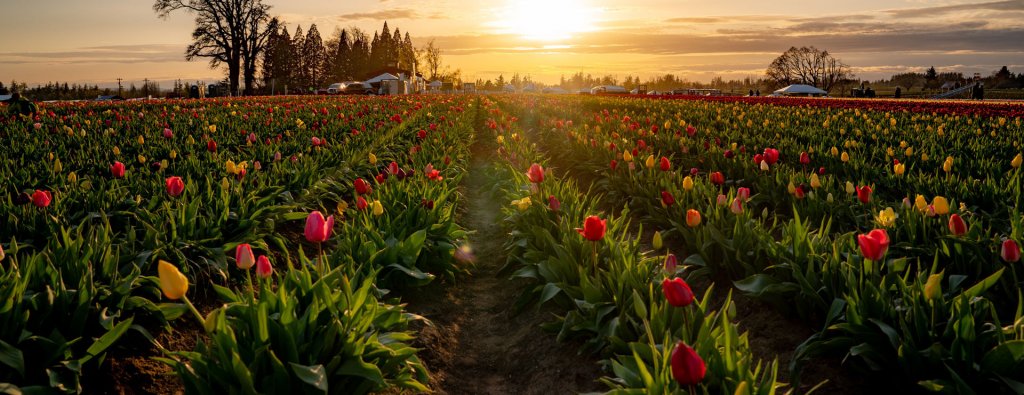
top-left (235, 243), bottom-right (255, 269)
top-left (799, 151), bottom-right (810, 165)
top-left (662, 277), bottom-right (694, 307)
top-left (709, 172), bottom-right (724, 186)
top-left (354, 178), bottom-right (372, 195)
top-left (857, 185), bottom-right (872, 204)
top-left (737, 187), bottom-right (750, 201)
top-left (763, 148), bottom-right (780, 165)
top-left (311, 136), bottom-right (322, 146)
top-left (753, 154), bottom-right (764, 166)
top-left (690, 167), bottom-right (699, 176)
top-left (794, 186), bottom-right (806, 199)
top-left (356, 196), bottom-right (368, 210)
top-left (723, 149), bottom-right (734, 159)
top-left (1001, 239), bottom-right (1021, 263)
top-left (948, 214), bottom-right (967, 236)
top-left (163, 128), bottom-right (173, 139)
top-left (527, 163), bottom-right (545, 183)
top-left (110, 161), bottom-right (126, 179)
top-left (255, 255), bottom-right (273, 278)
top-left (548, 195), bottom-right (560, 211)
top-left (304, 211), bottom-right (335, 243)
top-left (661, 191), bottom-right (676, 207)
top-left (31, 190), bottom-right (52, 208)
top-left (388, 161), bottom-right (399, 175)
top-left (610, 159), bottom-right (618, 170)
top-left (670, 342), bottom-right (706, 386)
top-left (857, 229), bottom-right (890, 261)
top-left (207, 139), bottom-right (217, 153)
top-left (659, 157), bottom-right (671, 171)
top-left (166, 176), bottom-right (185, 197)
top-left (576, 215), bottom-right (607, 241)
top-left (818, 166), bottom-right (826, 175)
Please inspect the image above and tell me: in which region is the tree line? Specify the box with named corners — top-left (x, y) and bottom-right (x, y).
top-left (261, 21), bottom-right (421, 94)
top-left (153, 0), bottom-right (437, 96)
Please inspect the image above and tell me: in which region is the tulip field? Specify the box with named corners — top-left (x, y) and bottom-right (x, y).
top-left (2, 94), bottom-right (1023, 394)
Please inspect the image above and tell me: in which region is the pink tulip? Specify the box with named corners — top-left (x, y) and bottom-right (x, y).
top-left (235, 243), bottom-right (255, 269)
top-left (255, 255), bottom-right (273, 278)
top-left (304, 211), bottom-right (334, 243)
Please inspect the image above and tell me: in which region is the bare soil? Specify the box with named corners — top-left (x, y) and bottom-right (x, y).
top-left (402, 147), bottom-right (605, 394)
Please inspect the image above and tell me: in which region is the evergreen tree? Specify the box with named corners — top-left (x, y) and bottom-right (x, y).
top-left (291, 26), bottom-right (306, 89)
top-left (303, 24), bottom-right (326, 88)
top-left (333, 29), bottom-right (352, 80)
top-left (369, 32), bottom-right (382, 72)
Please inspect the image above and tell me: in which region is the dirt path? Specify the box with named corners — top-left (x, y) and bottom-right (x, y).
top-left (404, 142), bottom-right (604, 394)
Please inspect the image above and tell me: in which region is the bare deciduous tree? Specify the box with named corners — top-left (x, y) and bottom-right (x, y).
top-left (420, 39), bottom-right (442, 80)
top-left (154, 0), bottom-right (272, 95)
top-left (765, 46), bottom-right (853, 92)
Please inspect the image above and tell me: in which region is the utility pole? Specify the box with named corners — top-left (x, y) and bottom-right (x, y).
top-left (116, 78), bottom-right (123, 97)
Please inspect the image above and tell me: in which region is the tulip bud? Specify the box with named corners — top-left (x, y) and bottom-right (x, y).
top-left (1012, 153), bottom-right (1022, 168)
top-left (548, 195), bottom-right (560, 211)
top-left (369, 153), bottom-right (378, 165)
top-left (924, 272), bottom-right (943, 301)
top-left (841, 152), bottom-right (850, 162)
top-left (157, 260), bottom-right (189, 300)
top-left (372, 200), bottom-right (384, 216)
top-left (235, 244), bottom-right (255, 269)
top-left (255, 255), bottom-right (273, 278)
top-left (1001, 239), bottom-right (1021, 263)
top-left (662, 277), bottom-right (694, 307)
top-left (948, 214), bottom-right (967, 236)
top-left (760, 160), bottom-right (769, 171)
top-left (827, 193), bottom-right (834, 203)
top-left (686, 209), bottom-right (701, 227)
top-left (652, 231), bottom-right (663, 250)
top-left (663, 254), bottom-right (678, 273)
top-left (730, 197), bottom-right (743, 214)
top-left (670, 342), bottom-right (706, 386)
top-left (682, 176), bottom-right (694, 191)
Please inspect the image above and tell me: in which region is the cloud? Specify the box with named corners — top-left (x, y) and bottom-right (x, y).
top-left (884, 0), bottom-right (1024, 18)
top-left (335, 8), bottom-right (443, 21)
top-left (0, 44), bottom-right (186, 65)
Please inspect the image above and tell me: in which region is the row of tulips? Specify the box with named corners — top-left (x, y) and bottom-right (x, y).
top-left (482, 97), bottom-right (784, 394)
top-left (499, 94), bottom-right (1024, 393)
top-left (0, 95), bottom-right (476, 393)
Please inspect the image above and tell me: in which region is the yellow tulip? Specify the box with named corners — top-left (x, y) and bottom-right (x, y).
top-left (161, 159), bottom-right (169, 170)
top-left (372, 200), bottom-right (384, 216)
top-left (137, 155), bottom-right (146, 164)
top-left (496, 135), bottom-right (504, 144)
top-left (209, 125), bottom-right (217, 133)
top-left (68, 172), bottom-right (77, 184)
top-left (894, 163), bottom-right (905, 176)
top-left (827, 193), bottom-right (834, 203)
top-left (905, 147), bottom-right (914, 157)
top-left (924, 272), bottom-right (943, 301)
top-left (932, 196), bottom-right (950, 215)
top-left (170, 150), bottom-right (177, 159)
top-left (682, 176), bottom-right (694, 191)
top-left (875, 207), bottom-right (898, 227)
top-left (337, 200), bottom-right (348, 215)
top-left (511, 197), bottom-right (532, 211)
top-left (1012, 153), bottom-right (1022, 168)
top-left (942, 157), bottom-right (953, 173)
top-left (113, 146), bottom-right (121, 156)
top-left (158, 260), bottom-right (189, 300)
top-left (221, 177), bottom-right (230, 190)
top-left (53, 158), bottom-right (63, 173)
top-left (810, 173), bottom-right (821, 189)
top-left (787, 181), bottom-right (796, 194)
top-left (921, 152), bottom-right (929, 161)
top-left (623, 151), bottom-right (634, 162)
top-left (187, 135), bottom-right (196, 145)
top-left (830, 146), bottom-right (839, 156)
top-left (644, 155), bottom-right (655, 169)
top-left (369, 153), bottom-right (378, 165)
top-left (652, 231), bottom-right (663, 250)
top-left (845, 181), bottom-right (855, 195)
top-left (760, 160), bottom-right (769, 171)
top-left (225, 160), bottom-right (237, 175)
top-left (915, 195), bottom-right (928, 212)
top-left (840, 152), bottom-right (850, 162)
top-left (137, 135), bottom-right (145, 145)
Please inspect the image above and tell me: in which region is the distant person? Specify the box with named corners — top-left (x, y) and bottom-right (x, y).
top-left (978, 83), bottom-right (985, 100)
top-left (6, 92), bottom-right (38, 118)
top-left (748, 89), bottom-right (754, 96)
top-left (894, 86), bottom-right (901, 99)
top-left (755, 89), bottom-right (760, 96)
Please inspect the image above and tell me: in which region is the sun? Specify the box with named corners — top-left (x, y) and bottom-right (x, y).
top-left (494, 0), bottom-right (599, 41)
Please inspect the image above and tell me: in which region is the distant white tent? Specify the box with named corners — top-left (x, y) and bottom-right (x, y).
top-left (366, 73), bottom-right (399, 84)
top-left (772, 84), bottom-right (828, 97)
top-left (429, 80), bottom-right (443, 88)
top-left (591, 85), bottom-right (628, 94)
top-left (0, 95), bottom-right (11, 102)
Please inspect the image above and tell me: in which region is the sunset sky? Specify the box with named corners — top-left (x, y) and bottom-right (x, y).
top-left (1, 0), bottom-right (1022, 88)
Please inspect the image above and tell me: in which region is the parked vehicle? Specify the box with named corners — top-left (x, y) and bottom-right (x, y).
top-left (342, 82), bottom-right (375, 95)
